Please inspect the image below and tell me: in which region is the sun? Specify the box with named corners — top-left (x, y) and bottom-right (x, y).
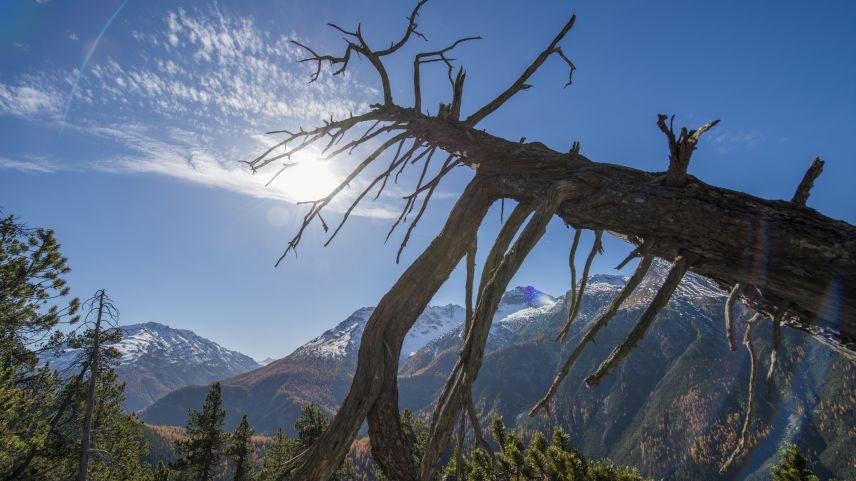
top-left (273, 152), bottom-right (341, 202)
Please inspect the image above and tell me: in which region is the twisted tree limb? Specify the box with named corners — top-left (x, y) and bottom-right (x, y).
top-left (557, 229), bottom-right (602, 342)
top-left (725, 283), bottom-right (743, 352)
top-left (721, 313), bottom-right (763, 473)
top-left (279, 180), bottom-right (494, 481)
top-left (585, 255), bottom-right (692, 386)
top-left (531, 253), bottom-right (654, 416)
top-left (421, 184), bottom-right (573, 480)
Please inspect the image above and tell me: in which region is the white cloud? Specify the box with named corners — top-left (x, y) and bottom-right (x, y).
top-left (81, 7), bottom-right (372, 133)
top-left (2, 7), bottom-right (400, 220)
top-left (0, 81), bottom-right (63, 118)
top-left (68, 32), bottom-right (79, 41)
top-left (69, 122), bottom-right (398, 219)
top-left (0, 157), bottom-right (61, 173)
top-left (709, 130), bottom-right (763, 153)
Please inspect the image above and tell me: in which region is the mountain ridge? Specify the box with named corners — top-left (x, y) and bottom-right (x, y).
top-left (44, 322), bottom-right (260, 411)
top-left (139, 268), bottom-right (854, 480)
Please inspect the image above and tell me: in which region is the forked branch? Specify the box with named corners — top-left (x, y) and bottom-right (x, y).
top-left (557, 230), bottom-right (603, 342)
top-left (656, 114), bottom-right (720, 187)
top-left (465, 14), bottom-right (577, 127)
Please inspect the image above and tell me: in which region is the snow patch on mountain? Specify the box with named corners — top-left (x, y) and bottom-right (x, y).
top-left (44, 322), bottom-right (259, 373)
top-left (257, 357), bottom-right (277, 366)
top-left (292, 305), bottom-right (466, 363)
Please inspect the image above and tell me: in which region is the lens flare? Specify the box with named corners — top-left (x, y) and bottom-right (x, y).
top-left (61, 0), bottom-right (130, 132)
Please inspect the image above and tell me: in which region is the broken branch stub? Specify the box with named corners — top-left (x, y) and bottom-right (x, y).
top-left (791, 157), bottom-right (825, 206)
top-left (656, 114), bottom-right (720, 187)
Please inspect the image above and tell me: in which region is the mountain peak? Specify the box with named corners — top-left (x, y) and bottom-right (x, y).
top-left (43, 322), bottom-right (259, 411)
top-left (257, 357), bottom-right (276, 366)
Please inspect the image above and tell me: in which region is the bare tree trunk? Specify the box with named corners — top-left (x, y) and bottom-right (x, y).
top-left (78, 289), bottom-right (105, 481)
top-left (287, 180), bottom-right (496, 481)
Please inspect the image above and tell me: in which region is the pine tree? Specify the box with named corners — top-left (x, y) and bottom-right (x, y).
top-left (0, 213), bottom-right (80, 369)
top-left (255, 405), bottom-right (354, 481)
top-left (154, 460), bottom-right (171, 481)
top-left (256, 428), bottom-right (298, 481)
top-left (1, 217), bottom-right (146, 481)
top-left (279, 403), bottom-right (355, 481)
top-left (293, 403), bottom-right (328, 450)
top-left (77, 289), bottom-right (119, 481)
top-left (770, 444), bottom-right (820, 481)
top-left (228, 414), bottom-right (254, 481)
top-left (34, 292), bottom-right (150, 481)
top-left (173, 382), bottom-right (228, 481)
top-left (444, 416), bottom-right (650, 481)
top-left (0, 213), bottom-right (80, 480)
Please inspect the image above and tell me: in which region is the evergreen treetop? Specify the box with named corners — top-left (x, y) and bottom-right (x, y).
top-left (173, 382), bottom-right (228, 481)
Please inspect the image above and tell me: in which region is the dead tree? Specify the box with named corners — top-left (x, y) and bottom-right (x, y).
top-left (246, 3), bottom-right (856, 480)
top-left (78, 289), bottom-right (119, 481)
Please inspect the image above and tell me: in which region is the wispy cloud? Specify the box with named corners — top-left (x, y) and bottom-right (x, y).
top-left (84, 7), bottom-right (372, 132)
top-left (65, 122), bottom-right (399, 219)
top-left (0, 157), bottom-right (63, 173)
top-left (709, 129), bottom-right (763, 153)
top-left (0, 79), bottom-right (64, 119)
top-left (1, 7), bottom-right (402, 219)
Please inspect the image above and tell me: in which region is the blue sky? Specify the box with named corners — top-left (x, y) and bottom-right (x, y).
top-left (2, 0), bottom-right (854, 360)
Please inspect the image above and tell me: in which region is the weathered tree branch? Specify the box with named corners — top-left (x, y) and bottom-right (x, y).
top-left (721, 313), bottom-right (763, 473)
top-left (791, 156), bottom-right (825, 206)
top-left (465, 14), bottom-right (577, 127)
top-left (656, 114), bottom-right (720, 187)
top-left (557, 230), bottom-right (602, 342)
top-left (531, 253), bottom-right (654, 416)
top-left (725, 283), bottom-right (742, 352)
top-left (421, 185), bottom-right (571, 480)
top-left (285, 180), bottom-right (494, 481)
top-left (585, 255), bottom-right (692, 386)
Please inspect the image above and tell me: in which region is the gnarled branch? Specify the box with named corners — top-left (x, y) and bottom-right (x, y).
top-left (656, 114), bottom-right (720, 187)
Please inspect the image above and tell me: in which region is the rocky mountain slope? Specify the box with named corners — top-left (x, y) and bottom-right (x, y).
top-left (140, 290), bottom-right (553, 432)
top-left (401, 262), bottom-right (854, 481)
top-left (44, 322), bottom-right (260, 411)
top-left (140, 263), bottom-right (854, 480)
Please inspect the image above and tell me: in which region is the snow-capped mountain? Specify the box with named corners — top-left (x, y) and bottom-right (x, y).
top-left (293, 304), bottom-right (466, 363)
top-left (142, 289), bottom-right (540, 431)
top-left (257, 357), bottom-right (277, 366)
top-left (44, 322), bottom-right (259, 411)
top-left (140, 267), bottom-right (853, 480)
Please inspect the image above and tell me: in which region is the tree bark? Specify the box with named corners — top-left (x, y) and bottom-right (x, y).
top-left (401, 110), bottom-right (855, 359)
top-left (287, 180), bottom-right (496, 481)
